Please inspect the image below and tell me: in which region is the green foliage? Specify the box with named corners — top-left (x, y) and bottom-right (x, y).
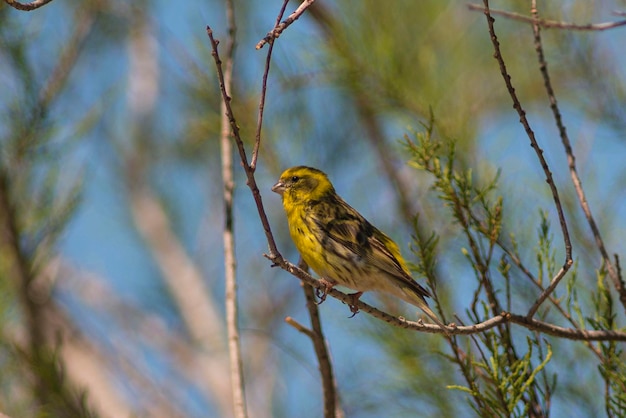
top-left (403, 122), bottom-right (574, 416)
top-left (536, 210), bottom-right (557, 286)
top-left (448, 337), bottom-right (552, 418)
top-left (591, 268), bottom-right (626, 416)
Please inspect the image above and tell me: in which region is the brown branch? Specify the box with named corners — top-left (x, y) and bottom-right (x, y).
top-left (527, 3), bottom-right (626, 312)
top-left (251, 0), bottom-right (289, 171)
top-left (467, 3), bottom-right (626, 31)
top-left (256, 0), bottom-right (316, 49)
top-left (268, 255), bottom-right (626, 341)
top-left (299, 260), bottom-right (343, 418)
top-left (285, 316), bottom-right (315, 338)
top-left (479, 0), bottom-right (573, 319)
top-left (206, 26), bottom-right (280, 259)
top-left (3, 0), bottom-right (54, 11)
top-left (285, 305), bottom-right (342, 418)
top-left (470, 211), bottom-right (587, 338)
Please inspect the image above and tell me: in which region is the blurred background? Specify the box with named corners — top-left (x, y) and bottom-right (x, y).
top-left (1, 0), bottom-right (625, 417)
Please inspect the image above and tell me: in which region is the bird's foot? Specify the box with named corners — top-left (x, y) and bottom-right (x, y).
top-left (346, 291), bottom-right (363, 318)
top-left (315, 278), bottom-right (335, 305)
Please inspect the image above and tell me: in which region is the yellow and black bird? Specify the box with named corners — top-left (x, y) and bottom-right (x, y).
top-left (272, 166), bottom-right (447, 331)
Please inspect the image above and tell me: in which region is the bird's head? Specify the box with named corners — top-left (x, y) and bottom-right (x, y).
top-left (272, 166), bottom-right (335, 205)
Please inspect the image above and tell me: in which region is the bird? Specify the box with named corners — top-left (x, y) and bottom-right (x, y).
top-left (272, 165), bottom-right (447, 332)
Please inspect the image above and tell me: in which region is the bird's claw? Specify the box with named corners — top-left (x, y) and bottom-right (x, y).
top-left (315, 279), bottom-right (335, 305)
top-left (346, 291), bottom-right (363, 318)
top-left (315, 286), bottom-right (328, 305)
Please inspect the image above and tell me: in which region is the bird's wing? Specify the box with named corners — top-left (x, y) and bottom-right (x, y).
top-left (314, 197), bottom-right (431, 299)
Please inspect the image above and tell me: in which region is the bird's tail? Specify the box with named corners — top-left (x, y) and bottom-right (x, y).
top-left (402, 289), bottom-right (449, 335)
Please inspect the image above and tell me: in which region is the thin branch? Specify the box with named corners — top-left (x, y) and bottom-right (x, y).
top-left (206, 26), bottom-right (280, 258)
top-left (285, 316), bottom-right (315, 339)
top-left (3, 0), bottom-right (54, 11)
top-left (255, 0), bottom-right (316, 49)
top-left (527, 3), bottom-right (626, 312)
top-left (301, 274), bottom-right (343, 418)
top-left (467, 3), bottom-right (626, 31)
top-left (267, 255), bottom-right (626, 341)
top-left (213, 13), bottom-right (342, 416)
top-left (251, 0), bottom-right (289, 171)
top-left (219, 0), bottom-right (248, 415)
top-left (479, 0), bottom-right (573, 319)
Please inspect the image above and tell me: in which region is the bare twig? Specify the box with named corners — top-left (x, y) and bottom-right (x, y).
top-left (218, 0), bottom-right (248, 416)
top-left (479, 0), bottom-right (573, 319)
top-left (256, 0), bottom-right (316, 49)
top-left (206, 27), bottom-right (280, 259)
top-left (527, 3), bottom-right (626, 312)
top-left (251, 0), bottom-right (290, 171)
top-left (3, 0), bottom-right (54, 11)
top-left (285, 316), bottom-right (315, 338)
top-left (300, 262), bottom-right (343, 418)
top-left (467, 3), bottom-right (626, 31)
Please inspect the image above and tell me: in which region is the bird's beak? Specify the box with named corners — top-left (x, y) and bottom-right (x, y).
top-left (271, 181), bottom-right (285, 195)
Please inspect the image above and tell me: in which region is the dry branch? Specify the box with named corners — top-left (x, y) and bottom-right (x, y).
top-left (255, 0), bottom-right (316, 49)
top-left (468, 3), bottom-right (626, 31)
top-left (479, 0), bottom-right (573, 320)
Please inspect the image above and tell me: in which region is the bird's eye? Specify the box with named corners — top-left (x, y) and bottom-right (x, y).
top-left (291, 176), bottom-right (299, 182)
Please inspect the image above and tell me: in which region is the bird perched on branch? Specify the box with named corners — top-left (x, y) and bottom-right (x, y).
top-left (272, 166), bottom-right (447, 332)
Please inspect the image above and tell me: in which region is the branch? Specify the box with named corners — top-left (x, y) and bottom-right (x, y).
top-left (480, 0), bottom-right (573, 319)
top-left (269, 255), bottom-right (626, 341)
top-left (467, 3), bottom-right (626, 31)
top-left (3, 0), bottom-right (55, 11)
top-left (255, 0), bottom-right (316, 49)
top-left (285, 316), bottom-right (315, 339)
top-left (299, 259), bottom-right (343, 418)
top-left (251, 0), bottom-right (289, 170)
top-left (206, 26), bottom-right (280, 259)
top-left (218, 0), bottom-right (248, 416)
top-left (526, 3), bottom-right (626, 312)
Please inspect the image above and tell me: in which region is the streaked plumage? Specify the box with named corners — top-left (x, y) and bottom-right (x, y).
top-left (272, 166), bottom-right (446, 331)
